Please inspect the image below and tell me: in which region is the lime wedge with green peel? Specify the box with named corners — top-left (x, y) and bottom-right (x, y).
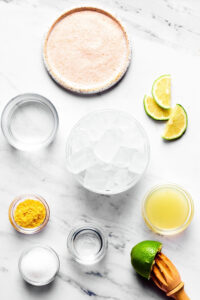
top-left (131, 240), bottom-right (162, 279)
top-left (144, 95), bottom-right (171, 120)
top-left (162, 104), bottom-right (187, 140)
top-left (152, 74), bottom-right (171, 109)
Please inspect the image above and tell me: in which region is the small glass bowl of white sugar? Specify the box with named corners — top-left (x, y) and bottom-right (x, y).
top-left (19, 245), bottom-right (60, 286)
top-left (66, 110), bottom-right (150, 195)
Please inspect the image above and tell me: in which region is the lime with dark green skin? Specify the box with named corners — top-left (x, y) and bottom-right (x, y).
top-left (131, 240), bottom-right (162, 279)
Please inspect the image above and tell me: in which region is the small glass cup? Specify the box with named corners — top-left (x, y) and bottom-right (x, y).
top-left (19, 245), bottom-right (60, 286)
top-left (67, 223), bottom-right (108, 265)
top-left (9, 194), bottom-right (50, 234)
top-left (1, 93), bottom-right (59, 151)
top-left (142, 184), bottom-right (194, 235)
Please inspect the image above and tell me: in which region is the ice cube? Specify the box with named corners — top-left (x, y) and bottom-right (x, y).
top-left (122, 129), bottom-right (145, 150)
top-left (68, 147), bottom-right (97, 174)
top-left (107, 168), bottom-right (138, 191)
top-left (80, 111), bottom-right (117, 142)
top-left (94, 129), bottom-right (123, 163)
top-left (84, 163), bottom-right (115, 191)
top-left (82, 123), bottom-right (105, 142)
top-left (70, 129), bottom-right (91, 152)
top-left (112, 147), bottom-right (134, 168)
top-left (128, 150), bottom-right (148, 174)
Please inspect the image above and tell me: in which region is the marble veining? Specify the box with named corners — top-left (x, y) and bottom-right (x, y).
top-left (0, 0), bottom-right (200, 299)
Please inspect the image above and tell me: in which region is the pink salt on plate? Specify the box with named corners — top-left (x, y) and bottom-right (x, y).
top-left (43, 7), bottom-right (131, 94)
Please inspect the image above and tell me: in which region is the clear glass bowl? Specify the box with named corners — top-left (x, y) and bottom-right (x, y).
top-left (67, 223), bottom-right (107, 265)
top-left (19, 245), bottom-right (60, 286)
top-left (9, 194), bottom-right (50, 234)
top-left (142, 184), bottom-right (194, 235)
top-left (1, 93), bottom-right (59, 151)
top-left (66, 110), bottom-right (150, 195)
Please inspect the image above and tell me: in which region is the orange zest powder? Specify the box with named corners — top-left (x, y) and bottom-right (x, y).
top-left (14, 199), bottom-right (46, 228)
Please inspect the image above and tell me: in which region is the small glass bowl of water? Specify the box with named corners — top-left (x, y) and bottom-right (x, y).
top-left (67, 224), bottom-right (107, 265)
top-left (66, 110), bottom-right (150, 195)
top-left (1, 93), bottom-right (58, 151)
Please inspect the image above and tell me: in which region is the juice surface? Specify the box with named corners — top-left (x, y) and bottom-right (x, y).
top-left (145, 187), bottom-right (189, 230)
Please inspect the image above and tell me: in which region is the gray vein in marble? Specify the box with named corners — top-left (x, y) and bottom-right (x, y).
top-left (1, 0), bottom-right (200, 54)
top-left (58, 272), bottom-right (120, 300)
top-left (85, 271), bottom-right (103, 278)
top-left (84, 269), bottom-right (132, 294)
top-left (0, 266), bottom-right (8, 272)
top-left (0, 72), bottom-right (20, 93)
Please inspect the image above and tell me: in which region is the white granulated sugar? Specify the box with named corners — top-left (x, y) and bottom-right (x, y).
top-left (20, 246), bottom-right (59, 285)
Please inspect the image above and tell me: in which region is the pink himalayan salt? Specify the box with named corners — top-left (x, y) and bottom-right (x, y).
top-left (45, 9), bottom-right (130, 91)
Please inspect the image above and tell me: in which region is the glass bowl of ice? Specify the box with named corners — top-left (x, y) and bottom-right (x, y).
top-left (66, 110), bottom-right (150, 195)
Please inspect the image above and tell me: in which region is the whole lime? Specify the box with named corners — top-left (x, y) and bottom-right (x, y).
top-left (131, 240), bottom-right (162, 279)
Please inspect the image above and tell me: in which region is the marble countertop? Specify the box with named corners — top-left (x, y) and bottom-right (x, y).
top-left (0, 0), bottom-right (200, 299)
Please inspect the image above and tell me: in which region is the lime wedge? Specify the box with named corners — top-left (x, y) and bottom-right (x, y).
top-left (144, 95), bottom-right (171, 120)
top-left (152, 74), bottom-right (171, 109)
top-left (162, 104), bottom-right (187, 140)
top-left (131, 240), bottom-right (162, 279)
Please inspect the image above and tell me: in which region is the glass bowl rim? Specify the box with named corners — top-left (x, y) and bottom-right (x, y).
top-left (1, 93), bottom-right (59, 151)
top-left (9, 193), bottom-right (50, 234)
top-left (142, 183), bottom-right (194, 236)
top-left (65, 109), bottom-right (150, 195)
top-left (18, 244), bottom-right (60, 286)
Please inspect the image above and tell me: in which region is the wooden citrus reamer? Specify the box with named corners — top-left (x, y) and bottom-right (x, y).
top-left (151, 252), bottom-right (190, 299)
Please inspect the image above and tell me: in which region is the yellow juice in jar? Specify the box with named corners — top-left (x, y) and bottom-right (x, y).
top-left (143, 185), bottom-right (194, 235)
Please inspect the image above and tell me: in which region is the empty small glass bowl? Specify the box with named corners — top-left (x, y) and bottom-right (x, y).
top-left (67, 223), bottom-right (107, 265)
top-left (1, 93), bottom-right (58, 151)
top-left (9, 194), bottom-right (50, 234)
top-left (66, 110), bottom-right (150, 195)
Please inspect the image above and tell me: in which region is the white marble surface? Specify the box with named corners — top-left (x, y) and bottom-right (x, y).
top-left (0, 0), bottom-right (200, 299)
